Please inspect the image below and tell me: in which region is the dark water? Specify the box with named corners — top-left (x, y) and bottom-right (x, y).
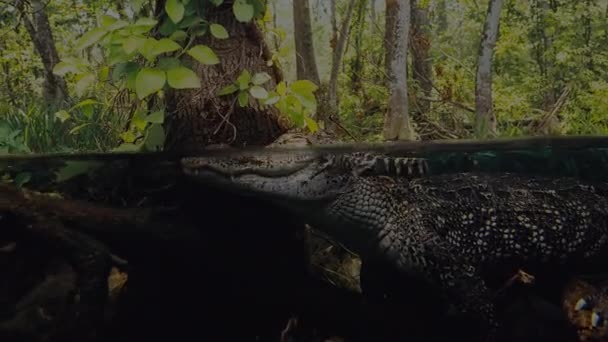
top-left (3, 137), bottom-right (608, 341)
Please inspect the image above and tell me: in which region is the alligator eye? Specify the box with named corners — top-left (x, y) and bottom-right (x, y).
top-left (575, 298), bottom-right (590, 311)
top-left (591, 311), bottom-right (604, 328)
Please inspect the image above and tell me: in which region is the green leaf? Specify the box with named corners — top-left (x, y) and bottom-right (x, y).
top-left (146, 110), bottom-right (165, 124)
top-left (179, 15), bottom-right (200, 29)
top-left (120, 130), bottom-right (136, 143)
top-left (135, 68), bottom-right (166, 99)
top-left (75, 73), bottom-right (95, 97)
top-left (153, 38), bottom-right (182, 55)
top-left (123, 35), bottom-right (146, 54)
top-left (276, 81), bottom-right (287, 96)
top-left (106, 19), bottom-right (129, 31)
top-left (252, 72), bottom-right (271, 85)
top-left (210, 24), bottom-right (229, 39)
top-left (144, 124), bottom-right (165, 151)
top-left (132, 17), bottom-right (158, 34)
top-left (249, 85), bottom-right (268, 99)
top-left (218, 84), bottom-right (239, 95)
top-left (305, 117), bottom-right (318, 133)
top-left (139, 38), bottom-right (159, 61)
top-left (55, 161), bottom-right (102, 182)
top-left (237, 70), bottom-right (252, 89)
top-left (53, 62), bottom-right (78, 76)
top-left (263, 92), bottom-right (280, 105)
top-left (233, 0), bottom-right (254, 22)
top-left (165, 0), bottom-right (185, 23)
top-left (159, 16), bottom-right (179, 36)
top-left (112, 143), bottom-right (142, 152)
top-left (210, 0), bottom-right (223, 5)
top-left (69, 123), bottom-right (91, 134)
top-left (169, 30), bottom-right (188, 42)
top-left (54, 110), bottom-right (71, 123)
top-left (158, 57), bottom-right (181, 71)
top-left (166, 66), bottom-right (201, 89)
top-left (237, 91), bottom-right (249, 107)
top-left (132, 109), bottom-right (148, 131)
top-left (290, 79), bottom-right (318, 95)
top-left (187, 45), bottom-right (220, 65)
top-left (75, 28), bottom-right (107, 50)
top-left (69, 99), bottom-right (99, 111)
top-left (14, 172), bottom-right (31, 188)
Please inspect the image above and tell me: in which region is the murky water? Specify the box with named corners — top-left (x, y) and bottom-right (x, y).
top-left (3, 137), bottom-right (608, 341)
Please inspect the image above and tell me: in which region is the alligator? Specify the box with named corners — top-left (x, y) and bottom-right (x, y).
top-left (181, 151), bottom-right (608, 340)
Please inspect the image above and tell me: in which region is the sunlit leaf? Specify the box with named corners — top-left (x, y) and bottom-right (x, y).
top-left (153, 38), bottom-right (182, 55)
top-left (305, 117), bottom-right (318, 133)
top-left (75, 28), bottom-right (107, 50)
top-left (166, 66), bottom-right (201, 89)
top-left (252, 72), bottom-right (271, 85)
top-left (69, 123), bottom-right (91, 134)
top-left (237, 91), bottom-right (249, 107)
top-left (237, 70), bottom-right (251, 89)
top-left (233, 0), bottom-right (254, 22)
top-left (146, 110), bottom-right (165, 123)
top-left (165, 0), bottom-right (185, 23)
top-left (54, 110), bottom-right (70, 123)
top-left (169, 30), bottom-right (188, 42)
top-left (187, 45), bottom-right (220, 65)
top-left (53, 62), bottom-right (78, 76)
top-left (75, 73), bottom-right (95, 97)
top-left (210, 24), bottom-right (229, 39)
top-left (135, 68), bottom-right (166, 99)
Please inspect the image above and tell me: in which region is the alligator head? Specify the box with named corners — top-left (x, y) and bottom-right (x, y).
top-left (181, 151), bottom-right (428, 204)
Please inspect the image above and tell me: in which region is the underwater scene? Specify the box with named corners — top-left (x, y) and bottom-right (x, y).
top-left (3, 136), bottom-right (608, 341)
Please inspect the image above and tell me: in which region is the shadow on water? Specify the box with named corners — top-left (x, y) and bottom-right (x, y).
top-left (2, 137), bottom-right (608, 341)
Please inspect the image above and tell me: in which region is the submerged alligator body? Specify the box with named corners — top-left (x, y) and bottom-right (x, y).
top-left (181, 152), bottom-right (608, 339)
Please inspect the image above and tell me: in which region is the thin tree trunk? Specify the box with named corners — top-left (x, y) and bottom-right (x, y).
top-left (351, 0), bottom-right (367, 93)
top-left (474, 0), bottom-right (503, 139)
top-left (410, 0), bottom-right (432, 117)
top-left (383, 0), bottom-right (415, 141)
top-left (326, 0), bottom-right (357, 132)
top-left (293, 0), bottom-right (321, 87)
top-left (16, 0), bottom-right (69, 105)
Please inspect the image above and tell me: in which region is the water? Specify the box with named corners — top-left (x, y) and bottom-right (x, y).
top-left (3, 136), bottom-right (608, 341)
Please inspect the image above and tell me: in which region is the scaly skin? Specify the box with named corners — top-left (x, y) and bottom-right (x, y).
top-left (181, 152), bottom-right (608, 339)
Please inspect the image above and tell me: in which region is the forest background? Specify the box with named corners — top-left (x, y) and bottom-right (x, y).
top-left (1, 0), bottom-right (608, 155)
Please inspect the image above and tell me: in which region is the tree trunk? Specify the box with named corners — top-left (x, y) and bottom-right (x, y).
top-left (16, 0), bottom-right (69, 106)
top-left (350, 0), bottom-right (367, 93)
top-left (410, 0), bottom-right (432, 118)
top-left (474, 0), bottom-right (503, 139)
top-left (383, 0), bottom-right (415, 141)
top-left (293, 0), bottom-right (321, 87)
top-left (163, 1), bottom-right (289, 153)
top-left (326, 0), bottom-right (357, 132)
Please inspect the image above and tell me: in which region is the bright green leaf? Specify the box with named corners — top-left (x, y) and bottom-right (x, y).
top-left (210, 24), bottom-right (229, 39)
top-left (75, 28), bottom-right (107, 50)
top-left (237, 70), bottom-right (252, 89)
top-left (169, 30), bottom-right (188, 42)
top-left (276, 81), bottom-right (287, 96)
top-left (237, 91), bottom-right (249, 107)
top-left (106, 19), bottom-right (129, 31)
top-left (99, 66), bottom-right (110, 81)
top-left (264, 93), bottom-right (280, 105)
top-left (305, 117), bottom-right (318, 133)
top-left (249, 85), bottom-right (268, 99)
top-left (69, 99), bottom-right (99, 111)
top-left (233, 0), bottom-right (254, 22)
top-left (144, 124), bottom-right (165, 151)
top-left (132, 109), bottom-right (148, 131)
top-left (54, 110), bottom-right (71, 123)
top-left (139, 38), bottom-right (158, 61)
top-left (290, 79), bottom-right (318, 95)
top-left (120, 130), bottom-right (136, 143)
top-left (153, 38), bottom-right (182, 55)
top-left (187, 45), bottom-right (220, 65)
top-left (165, 0), bottom-right (185, 23)
top-left (146, 110), bottom-right (165, 123)
top-left (166, 66), bottom-right (201, 89)
top-left (218, 84), bottom-right (239, 95)
top-left (252, 72), bottom-right (271, 85)
top-left (132, 17), bottom-right (158, 34)
top-left (135, 68), bottom-right (166, 99)
top-left (123, 35), bottom-right (146, 54)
